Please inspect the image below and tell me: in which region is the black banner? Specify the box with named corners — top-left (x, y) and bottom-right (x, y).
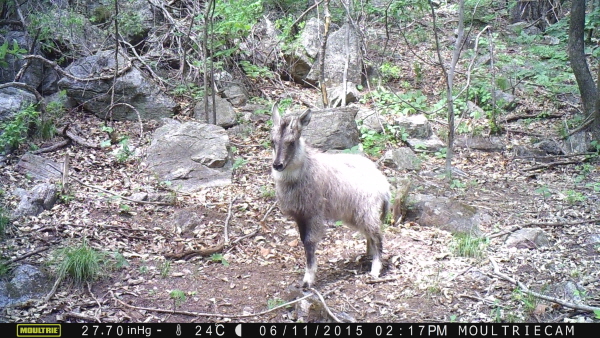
top-left (7, 323), bottom-right (595, 338)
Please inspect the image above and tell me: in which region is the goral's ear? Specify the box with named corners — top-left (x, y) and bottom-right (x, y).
top-left (271, 103), bottom-right (281, 126)
top-left (298, 109), bottom-right (312, 128)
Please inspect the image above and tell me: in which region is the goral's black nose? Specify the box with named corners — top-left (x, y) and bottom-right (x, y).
top-left (273, 163), bottom-right (284, 171)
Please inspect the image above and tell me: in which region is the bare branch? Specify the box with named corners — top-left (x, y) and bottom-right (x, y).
top-left (490, 258), bottom-right (600, 313)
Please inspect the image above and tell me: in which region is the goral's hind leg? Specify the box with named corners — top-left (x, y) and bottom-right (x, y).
top-left (366, 233), bottom-right (383, 278)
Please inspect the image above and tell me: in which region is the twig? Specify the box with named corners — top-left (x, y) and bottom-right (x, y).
top-left (87, 282), bottom-right (102, 322)
top-left (365, 277), bottom-right (397, 284)
top-left (62, 311), bottom-right (102, 323)
top-left (224, 195), bottom-right (238, 244)
top-left (62, 125), bottom-right (100, 149)
top-left (108, 102), bottom-right (144, 143)
top-left (489, 225), bottom-right (521, 239)
top-left (504, 112), bottom-right (564, 122)
top-left (449, 266), bottom-right (474, 282)
top-left (111, 290), bottom-right (315, 318)
top-left (458, 293), bottom-right (502, 306)
top-left (309, 288), bottom-right (342, 323)
top-left (229, 201), bottom-right (277, 247)
top-left (119, 38), bottom-right (169, 87)
top-left (523, 160), bottom-right (583, 172)
top-left (30, 140), bottom-right (70, 154)
top-left (164, 241), bottom-right (224, 260)
top-left (489, 257), bottom-right (600, 313)
top-left (261, 200), bottom-right (278, 223)
top-left (515, 152), bottom-right (596, 160)
top-left (8, 246), bottom-right (51, 264)
top-left (62, 153), bottom-right (70, 194)
top-left (22, 55), bottom-right (132, 82)
top-left (290, 0), bottom-right (325, 34)
top-left (489, 218), bottom-right (600, 239)
top-left (73, 177), bottom-right (174, 206)
top-left (44, 276), bottom-right (63, 303)
top-left (517, 218), bottom-right (600, 228)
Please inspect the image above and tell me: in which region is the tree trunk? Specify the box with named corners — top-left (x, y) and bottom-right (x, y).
top-left (510, 0), bottom-right (564, 29)
top-left (568, 0), bottom-right (597, 117)
top-left (568, 0), bottom-right (600, 149)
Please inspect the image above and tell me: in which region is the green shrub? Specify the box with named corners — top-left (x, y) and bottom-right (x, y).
top-left (0, 104), bottom-right (39, 152)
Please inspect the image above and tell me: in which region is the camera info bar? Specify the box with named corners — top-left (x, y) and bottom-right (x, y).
top-left (9, 322), bottom-right (589, 338)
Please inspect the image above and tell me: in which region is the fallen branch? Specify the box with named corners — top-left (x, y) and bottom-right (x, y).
top-left (8, 246), bottom-right (51, 264)
top-left (523, 160), bottom-right (583, 172)
top-left (310, 287), bottom-right (342, 323)
top-left (107, 103), bottom-right (144, 143)
top-left (489, 257), bottom-right (600, 313)
top-left (44, 276), bottom-right (63, 303)
top-left (164, 241), bottom-right (224, 260)
top-left (504, 112), bottom-right (564, 122)
top-left (111, 290), bottom-right (315, 319)
top-left (515, 152), bottom-right (595, 160)
top-left (62, 311), bottom-right (101, 323)
top-left (223, 195), bottom-right (238, 244)
top-left (489, 225), bottom-right (521, 239)
top-left (489, 218), bottom-right (600, 239)
top-left (62, 125), bottom-right (101, 149)
top-left (23, 54), bottom-right (132, 82)
top-left (73, 177), bottom-right (174, 206)
top-left (229, 200), bottom-right (277, 249)
top-left (31, 140), bottom-right (71, 154)
top-left (119, 37), bottom-right (169, 87)
top-left (365, 277), bottom-right (397, 284)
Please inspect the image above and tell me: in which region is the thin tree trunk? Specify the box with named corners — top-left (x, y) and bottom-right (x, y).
top-left (429, 0), bottom-right (465, 178)
top-left (319, 0), bottom-right (331, 107)
top-left (568, 0), bottom-right (597, 117)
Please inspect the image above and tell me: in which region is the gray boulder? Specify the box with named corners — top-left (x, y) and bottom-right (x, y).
top-left (356, 107), bottom-right (383, 133)
top-left (455, 136), bottom-right (506, 152)
top-left (301, 107), bottom-right (360, 151)
top-left (300, 18), bottom-right (324, 59)
top-left (382, 148), bottom-right (421, 171)
top-left (548, 281), bottom-right (587, 305)
top-left (505, 228), bottom-right (550, 249)
top-left (394, 114), bottom-right (432, 139)
top-left (394, 114), bottom-right (445, 152)
top-left (0, 264), bottom-right (51, 308)
top-left (493, 90), bottom-right (518, 111)
top-left (145, 119), bottom-right (232, 192)
top-left (406, 137), bottom-right (446, 152)
top-left (239, 17), bottom-right (281, 67)
top-left (286, 17), bottom-right (325, 83)
top-left (309, 23), bottom-right (363, 88)
top-left (194, 96), bottom-right (238, 128)
top-left (58, 50), bottom-right (177, 121)
top-left (0, 31), bottom-right (45, 90)
top-left (405, 194), bottom-right (487, 236)
top-left (222, 84), bottom-right (249, 107)
top-left (11, 183), bottom-right (58, 218)
top-left (0, 88), bottom-right (37, 123)
top-left (17, 153), bottom-right (63, 181)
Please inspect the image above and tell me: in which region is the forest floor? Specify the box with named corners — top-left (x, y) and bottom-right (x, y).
top-left (1, 9), bottom-right (600, 324)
